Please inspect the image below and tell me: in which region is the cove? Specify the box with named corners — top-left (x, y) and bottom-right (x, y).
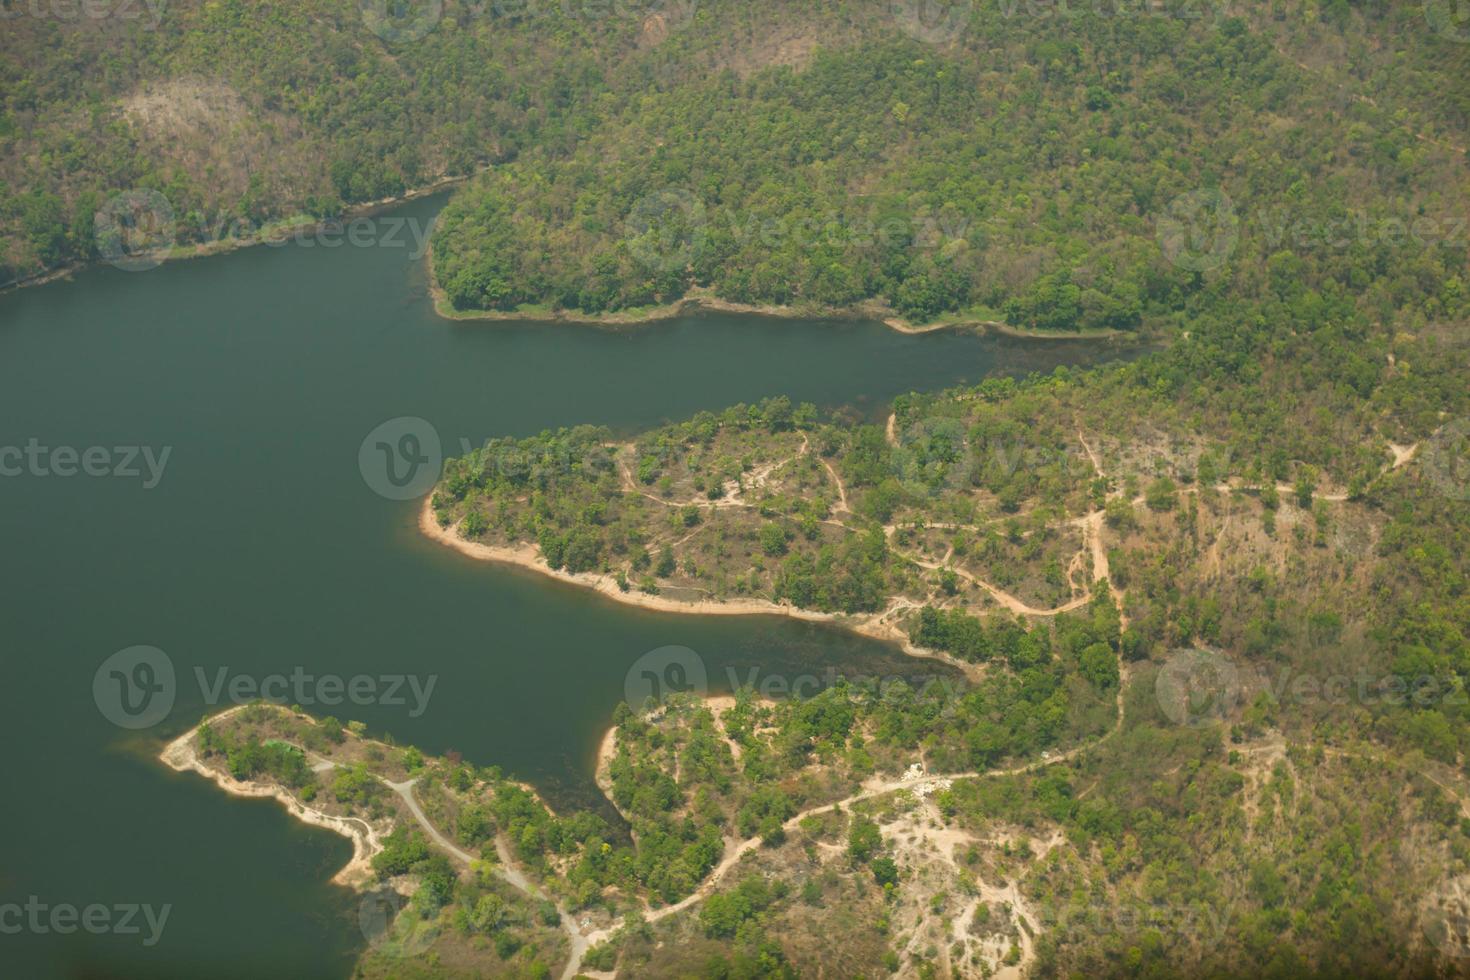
top-left (0, 194), bottom-right (1135, 979)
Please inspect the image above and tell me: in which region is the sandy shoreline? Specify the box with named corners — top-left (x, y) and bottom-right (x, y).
top-left (419, 497), bottom-right (861, 623)
top-left (418, 499), bottom-right (979, 678)
top-left (10, 185), bottom-right (1118, 349)
top-left (595, 726), bottom-right (619, 802)
top-left (429, 278), bottom-right (1124, 342)
top-left (158, 706), bottom-right (384, 888)
top-left (430, 281), bottom-right (898, 330)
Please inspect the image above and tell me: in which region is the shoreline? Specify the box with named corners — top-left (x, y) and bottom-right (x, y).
top-left (429, 276), bottom-right (1127, 342)
top-left (13, 189), bottom-right (1122, 349)
top-left (595, 725), bottom-right (619, 803)
top-left (158, 706), bottom-right (383, 889)
top-left (417, 499), bottom-right (979, 678)
top-left (1, 172), bottom-right (475, 297)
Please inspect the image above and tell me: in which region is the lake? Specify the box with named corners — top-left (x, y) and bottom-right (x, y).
top-left (0, 195), bottom-right (1133, 978)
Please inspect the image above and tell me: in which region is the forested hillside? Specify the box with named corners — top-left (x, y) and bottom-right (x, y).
top-left (432, 5), bottom-right (1469, 328)
top-left (1, 0), bottom-right (666, 281)
top-left (3, 0), bottom-right (1467, 313)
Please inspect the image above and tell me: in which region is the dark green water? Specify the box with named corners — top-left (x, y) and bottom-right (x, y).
top-left (0, 195), bottom-right (1131, 978)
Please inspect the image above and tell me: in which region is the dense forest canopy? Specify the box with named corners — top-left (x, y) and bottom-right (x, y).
top-left (432, 12), bottom-right (1468, 328)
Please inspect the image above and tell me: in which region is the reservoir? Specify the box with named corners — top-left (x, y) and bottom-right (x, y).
top-left (0, 195), bottom-right (1132, 978)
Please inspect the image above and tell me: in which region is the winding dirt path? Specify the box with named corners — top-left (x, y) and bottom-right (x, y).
top-left (381, 777), bottom-right (598, 980)
top-left (821, 454), bottom-right (851, 512)
top-left (602, 660), bottom-right (1133, 949)
top-left (417, 422), bottom-right (1432, 975)
top-left (616, 438), bottom-right (810, 512)
top-left (1077, 427), bottom-right (1104, 479)
top-left (382, 778), bottom-right (477, 865)
top-left (903, 548), bottom-right (1092, 617)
